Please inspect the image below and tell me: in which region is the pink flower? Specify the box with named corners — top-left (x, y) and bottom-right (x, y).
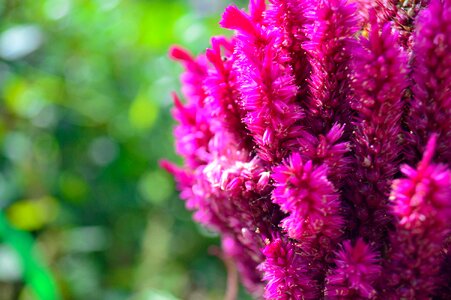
top-left (266, 0), bottom-right (312, 90)
top-left (406, 0), bottom-right (451, 165)
top-left (298, 123), bottom-right (351, 186)
top-left (204, 37), bottom-right (249, 146)
top-left (259, 237), bottom-right (318, 300)
top-left (382, 135), bottom-right (451, 298)
top-left (347, 12), bottom-right (408, 244)
top-left (302, 0), bottom-right (358, 135)
top-left (272, 153), bottom-right (343, 261)
top-left (325, 239), bottom-right (381, 299)
top-left (221, 5), bottom-right (305, 163)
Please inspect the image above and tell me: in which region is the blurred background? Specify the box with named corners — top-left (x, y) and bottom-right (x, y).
top-left (0, 0), bottom-right (249, 299)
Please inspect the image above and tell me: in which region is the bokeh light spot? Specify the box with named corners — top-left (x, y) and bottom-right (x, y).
top-left (129, 92), bottom-right (158, 130)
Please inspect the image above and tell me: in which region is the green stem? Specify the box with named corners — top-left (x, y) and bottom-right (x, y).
top-left (0, 212), bottom-right (60, 300)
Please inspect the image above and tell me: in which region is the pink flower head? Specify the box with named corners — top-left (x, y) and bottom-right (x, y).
top-left (303, 0), bottom-right (359, 135)
top-left (383, 134), bottom-right (451, 298)
top-left (298, 123), bottom-right (351, 186)
top-left (169, 46), bottom-right (208, 106)
top-left (407, 0), bottom-right (451, 165)
top-left (272, 153), bottom-right (343, 257)
top-left (221, 4), bottom-right (305, 163)
top-left (265, 0), bottom-right (313, 89)
top-left (204, 37), bottom-right (251, 147)
top-left (325, 239), bottom-right (381, 299)
top-left (347, 10), bottom-right (408, 244)
top-left (259, 237), bottom-right (318, 299)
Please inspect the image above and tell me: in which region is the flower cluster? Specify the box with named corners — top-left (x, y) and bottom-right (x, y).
top-left (163, 0), bottom-right (451, 298)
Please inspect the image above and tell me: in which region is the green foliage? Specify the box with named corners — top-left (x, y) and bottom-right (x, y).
top-left (0, 212), bottom-right (60, 300)
top-left (0, 0), bottom-right (250, 299)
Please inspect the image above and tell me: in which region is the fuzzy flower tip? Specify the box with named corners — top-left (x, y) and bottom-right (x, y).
top-left (266, 0), bottom-right (312, 89)
top-left (325, 239), bottom-right (381, 299)
top-left (303, 0), bottom-right (358, 135)
top-left (382, 134), bottom-right (451, 298)
top-left (407, 0), bottom-right (451, 164)
top-left (259, 238), bottom-right (318, 300)
top-left (351, 17), bottom-right (407, 172)
top-left (222, 4), bottom-right (305, 163)
top-left (298, 123), bottom-right (351, 186)
top-left (272, 153), bottom-right (343, 256)
top-left (347, 11), bottom-right (409, 243)
top-left (171, 92), bottom-right (213, 168)
top-left (204, 37), bottom-right (251, 147)
top-left (169, 46), bottom-right (208, 106)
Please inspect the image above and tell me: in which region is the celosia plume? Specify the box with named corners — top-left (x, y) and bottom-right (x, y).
top-left (382, 135), bottom-right (451, 299)
top-left (163, 0), bottom-right (451, 298)
top-left (325, 238), bottom-right (381, 299)
top-left (406, 0), bottom-right (451, 165)
top-left (272, 154), bottom-right (343, 242)
top-left (259, 237), bottom-right (318, 299)
top-left (302, 0), bottom-right (358, 136)
top-left (346, 11), bottom-right (408, 245)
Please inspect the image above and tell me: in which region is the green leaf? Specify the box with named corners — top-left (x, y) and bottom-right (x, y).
top-left (0, 212), bottom-right (60, 300)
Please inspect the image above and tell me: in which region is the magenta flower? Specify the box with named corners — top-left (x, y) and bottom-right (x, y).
top-left (271, 153), bottom-right (345, 293)
top-left (325, 238), bottom-right (381, 299)
top-left (272, 153), bottom-right (343, 256)
top-left (221, 4), bottom-right (306, 163)
top-left (406, 0), bottom-right (451, 165)
top-left (265, 0), bottom-right (312, 90)
top-left (163, 0), bottom-right (451, 298)
top-left (302, 0), bottom-right (358, 135)
top-left (259, 237), bottom-right (318, 299)
top-left (382, 135), bottom-right (451, 298)
top-left (297, 123), bottom-right (351, 186)
top-left (346, 12), bottom-right (408, 244)
top-left (369, 0), bottom-right (431, 49)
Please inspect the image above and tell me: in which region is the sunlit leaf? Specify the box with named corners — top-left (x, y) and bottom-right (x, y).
top-left (129, 91), bottom-right (158, 130)
top-left (0, 212), bottom-right (60, 299)
top-left (6, 196), bottom-right (59, 231)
